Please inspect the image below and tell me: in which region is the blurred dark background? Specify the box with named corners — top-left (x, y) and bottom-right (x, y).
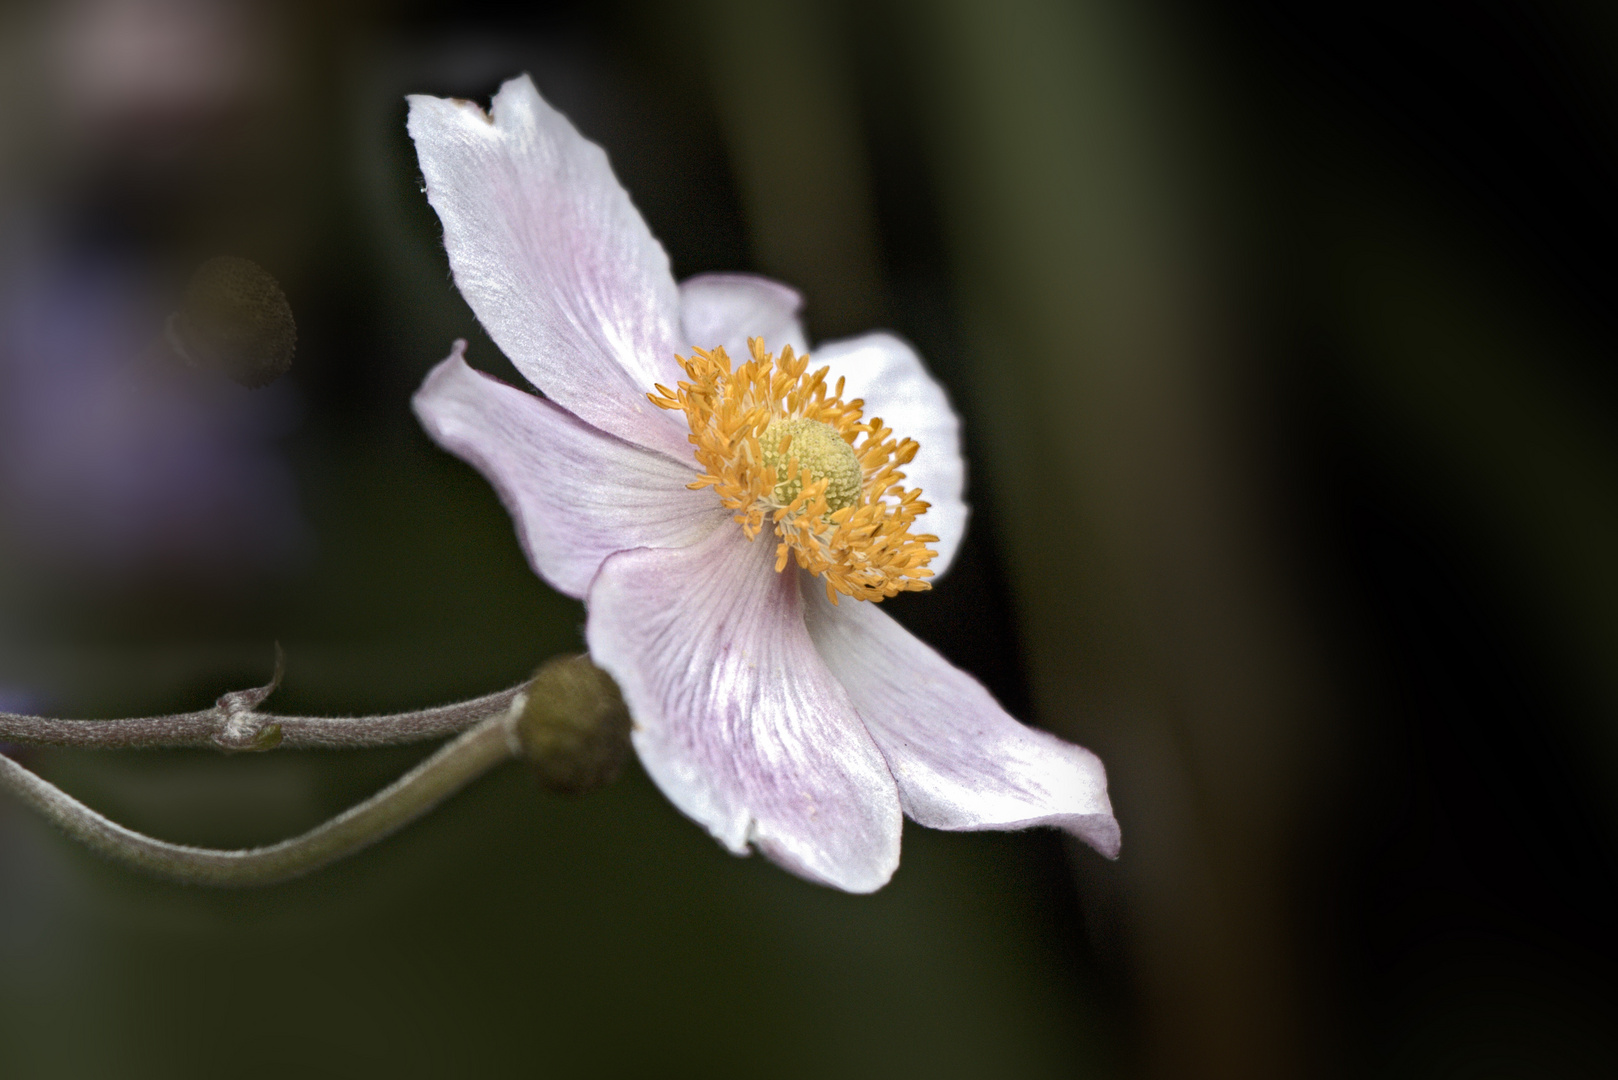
top-left (2, 0), bottom-right (1616, 1076)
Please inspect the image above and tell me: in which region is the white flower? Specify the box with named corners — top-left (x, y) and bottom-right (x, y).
top-left (409, 76), bottom-right (1118, 892)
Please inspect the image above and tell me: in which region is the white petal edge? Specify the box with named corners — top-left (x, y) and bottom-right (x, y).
top-left (802, 580), bottom-right (1120, 858)
top-left (811, 332), bottom-right (969, 576)
top-left (413, 342), bottom-right (730, 599)
top-left (587, 524), bottom-right (903, 892)
top-left (408, 75), bottom-right (691, 461)
top-left (679, 273), bottom-right (809, 359)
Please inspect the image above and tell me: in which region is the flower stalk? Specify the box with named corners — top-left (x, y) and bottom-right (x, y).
top-left (0, 647), bottom-right (531, 751)
top-left (0, 653), bottom-right (632, 886)
top-left (0, 710), bottom-right (518, 886)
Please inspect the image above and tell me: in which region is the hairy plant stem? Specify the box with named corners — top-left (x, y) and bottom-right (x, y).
top-left (0, 653), bottom-right (628, 886)
top-left (0, 653), bottom-right (530, 750)
top-left (0, 706), bottom-right (523, 887)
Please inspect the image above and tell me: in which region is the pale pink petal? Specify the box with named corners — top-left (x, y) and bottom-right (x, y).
top-left (587, 525), bottom-right (903, 892)
top-left (803, 581), bottom-right (1120, 858)
top-left (413, 343), bottom-right (730, 599)
top-left (812, 332), bottom-right (969, 575)
top-left (408, 75), bottom-right (691, 460)
top-left (678, 273), bottom-right (808, 358)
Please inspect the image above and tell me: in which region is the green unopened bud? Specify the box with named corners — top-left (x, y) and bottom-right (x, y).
top-left (169, 256), bottom-right (297, 388)
top-left (513, 655), bottom-right (632, 795)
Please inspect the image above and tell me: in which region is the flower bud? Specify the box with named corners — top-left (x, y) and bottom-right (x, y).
top-left (514, 654), bottom-right (632, 795)
top-left (169, 256), bottom-right (297, 388)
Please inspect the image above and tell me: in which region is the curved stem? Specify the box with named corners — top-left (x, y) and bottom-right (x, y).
top-left (0, 712), bottom-right (519, 887)
top-left (0, 684), bottom-right (529, 751)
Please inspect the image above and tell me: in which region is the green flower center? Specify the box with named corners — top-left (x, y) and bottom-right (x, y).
top-left (759, 417), bottom-right (863, 514)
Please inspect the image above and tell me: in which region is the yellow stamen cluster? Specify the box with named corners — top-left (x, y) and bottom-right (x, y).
top-left (649, 338), bottom-right (937, 603)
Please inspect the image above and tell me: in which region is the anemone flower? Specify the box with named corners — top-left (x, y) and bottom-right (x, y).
top-left (410, 75), bottom-right (1118, 892)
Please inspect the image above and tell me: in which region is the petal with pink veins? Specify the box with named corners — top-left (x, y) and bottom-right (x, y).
top-left (802, 580), bottom-right (1120, 858)
top-left (812, 332), bottom-right (969, 575)
top-left (588, 525), bottom-right (903, 892)
top-left (414, 343), bottom-right (730, 599)
top-left (678, 273), bottom-right (808, 359)
top-left (408, 75), bottom-right (691, 460)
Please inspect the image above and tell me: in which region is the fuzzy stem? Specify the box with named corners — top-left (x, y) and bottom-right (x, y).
top-left (0, 685), bottom-right (529, 751)
top-left (0, 710), bottom-right (520, 887)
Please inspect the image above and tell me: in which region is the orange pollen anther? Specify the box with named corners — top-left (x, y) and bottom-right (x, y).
top-left (648, 338), bottom-right (938, 603)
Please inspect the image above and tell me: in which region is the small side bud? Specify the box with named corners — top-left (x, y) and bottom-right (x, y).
top-left (211, 644), bottom-right (286, 753)
top-left (169, 256), bottom-right (297, 388)
top-left (513, 655), bottom-right (632, 795)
